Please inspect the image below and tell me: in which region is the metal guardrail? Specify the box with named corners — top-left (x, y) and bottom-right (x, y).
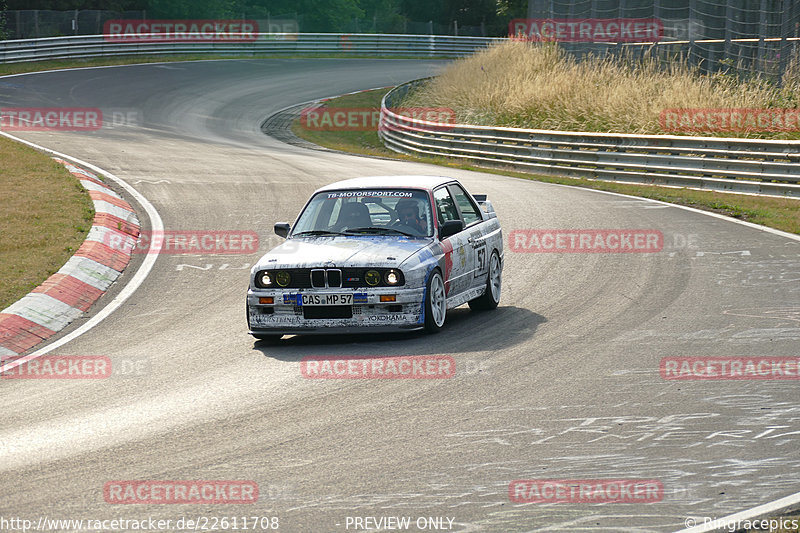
top-left (0, 33), bottom-right (502, 63)
top-left (380, 79), bottom-right (800, 198)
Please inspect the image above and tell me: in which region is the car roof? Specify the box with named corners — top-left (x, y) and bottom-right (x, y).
top-left (315, 176), bottom-right (456, 193)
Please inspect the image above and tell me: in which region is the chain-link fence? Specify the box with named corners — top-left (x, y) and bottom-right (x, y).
top-left (524, 0), bottom-right (800, 80)
top-left (2, 10), bottom-right (147, 39)
top-left (0, 9), bottom-right (490, 41)
top-left (3, 3), bottom-right (799, 80)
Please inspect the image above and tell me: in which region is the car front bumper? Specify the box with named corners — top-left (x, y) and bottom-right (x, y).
top-left (247, 287), bottom-right (425, 335)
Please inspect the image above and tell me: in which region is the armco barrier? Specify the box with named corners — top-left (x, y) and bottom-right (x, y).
top-left (0, 33), bottom-right (501, 63)
top-left (380, 79), bottom-right (800, 198)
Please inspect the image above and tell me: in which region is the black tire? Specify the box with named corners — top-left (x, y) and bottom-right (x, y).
top-left (424, 269), bottom-right (447, 333)
top-left (468, 250), bottom-right (501, 311)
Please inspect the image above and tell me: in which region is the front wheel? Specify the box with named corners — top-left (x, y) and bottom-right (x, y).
top-left (468, 251), bottom-right (501, 310)
top-left (424, 269), bottom-right (447, 333)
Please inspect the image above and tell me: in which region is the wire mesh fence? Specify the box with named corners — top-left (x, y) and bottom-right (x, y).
top-left (1, 10), bottom-right (146, 40)
top-left (522, 0), bottom-right (800, 80)
top-left (2, 2), bottom-right (800, 81)
top-left (0, 9), bottom-right (488, 41)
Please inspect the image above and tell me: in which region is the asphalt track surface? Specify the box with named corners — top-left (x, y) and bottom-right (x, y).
top-left (1, 58), bottom-right (799, 532)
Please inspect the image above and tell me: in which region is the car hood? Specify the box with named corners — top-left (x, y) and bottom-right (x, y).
top-left (254, 235), bottom-right (433, 270)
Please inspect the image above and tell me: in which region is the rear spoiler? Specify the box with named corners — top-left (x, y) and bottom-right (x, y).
top-left (473, 194), bottom-right (497, 219)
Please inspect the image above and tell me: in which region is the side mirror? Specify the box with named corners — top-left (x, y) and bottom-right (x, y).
top-left (439, 219), bottom-right (464, 240)
top-left (274, 222), bottom-right (291, 238)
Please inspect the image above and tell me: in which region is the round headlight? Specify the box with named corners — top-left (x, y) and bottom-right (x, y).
top-left (384, 269), bottom-right (400, 285)
top-left (258, 271), bottom-right (273, 287)
top-left (276, 271), bottom-right (291, 287)
top-left (365, 270), bottom-right (381, 286)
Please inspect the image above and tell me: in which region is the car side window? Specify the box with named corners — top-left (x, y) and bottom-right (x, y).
top-left (449, 184), bottom-right (482, 226)
top-left (433, 187), bottom-right (459, 225)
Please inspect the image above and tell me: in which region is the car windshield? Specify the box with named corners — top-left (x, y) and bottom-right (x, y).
top-left (292, 189), bottom-right (434, 237)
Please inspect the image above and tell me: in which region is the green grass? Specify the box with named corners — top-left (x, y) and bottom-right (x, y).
top-left (292, 87), bottom-right (800, 235)
top-left (0, 136), bottom-right (94, 311)
top-left (0, 53), bottom-right (456, 78)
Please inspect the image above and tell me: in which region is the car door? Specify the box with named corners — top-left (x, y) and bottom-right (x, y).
top-left (447, 183), bottom-right (489, 290)
top-left (433, 185), bottom-right (472, 297)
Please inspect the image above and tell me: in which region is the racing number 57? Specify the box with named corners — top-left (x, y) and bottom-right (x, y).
top-left (476, 246), bottom-right (486, 276)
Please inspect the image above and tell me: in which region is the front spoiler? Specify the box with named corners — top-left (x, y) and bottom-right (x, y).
top-left (247, 287), bottom-right (426, 336)
top-left (248, 323), bottom-right (423, 336)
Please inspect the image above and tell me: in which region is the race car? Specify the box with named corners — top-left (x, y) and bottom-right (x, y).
top-left (246, 176), bottom-right (503, 340)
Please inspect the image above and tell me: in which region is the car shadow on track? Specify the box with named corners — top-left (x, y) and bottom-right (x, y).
top-left (252, 305), bottom-right (545, 360)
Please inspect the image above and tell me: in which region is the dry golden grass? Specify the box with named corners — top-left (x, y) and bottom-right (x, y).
top-left (0, 136), bottom-right (94, 310)
top-left (404, 40), bottom-right (800, 138)
top-left (292, 88), bottom-right (800, 235)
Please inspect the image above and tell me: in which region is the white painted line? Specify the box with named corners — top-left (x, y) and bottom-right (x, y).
top-left (540, 181), bottom-right (800, 243)
top-left (677, 490), bottom-right (800, 532)
top-left (0, 131), bottom-right (163, 370)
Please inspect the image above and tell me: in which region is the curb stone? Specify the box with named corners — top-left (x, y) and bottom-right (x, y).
top-left (0, 158), bottom-right (140, 355)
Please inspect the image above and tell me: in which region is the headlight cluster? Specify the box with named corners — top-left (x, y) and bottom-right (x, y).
top-left (364, 269), bottom-right (403, 287)
top-left (254, 268), bottom-right (404, 288)
top-left (255, 270), bottom-right (292, 288)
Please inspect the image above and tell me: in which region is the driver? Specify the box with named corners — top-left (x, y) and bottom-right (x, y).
top-left (393, 198), bottom-right (427, 235)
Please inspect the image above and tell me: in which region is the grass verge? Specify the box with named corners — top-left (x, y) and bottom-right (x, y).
top-left (291, 87), bottom-right (800, 235)
top-left (0, 136), bottom-right (94, 310)
top-left (0, 53), bottom-right (456, 78)
top-left (402, 40), bottom-right (800, 140)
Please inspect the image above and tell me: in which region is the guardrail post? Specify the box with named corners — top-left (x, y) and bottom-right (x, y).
top-left (379, 78), bottom-right (800, 198)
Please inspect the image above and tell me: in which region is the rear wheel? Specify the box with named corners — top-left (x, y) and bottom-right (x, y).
top-left (424, 269), bottom-right (447, 333)
top-left (468, 251), bottom-right (501, 311)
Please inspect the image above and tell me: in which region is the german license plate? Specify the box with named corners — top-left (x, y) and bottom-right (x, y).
top-left (300, 293), bottom-right (353, 306)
